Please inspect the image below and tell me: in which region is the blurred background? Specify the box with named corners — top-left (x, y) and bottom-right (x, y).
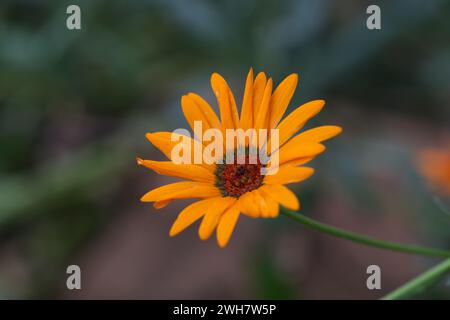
top-left (0, 0), bottom-right (449, 299)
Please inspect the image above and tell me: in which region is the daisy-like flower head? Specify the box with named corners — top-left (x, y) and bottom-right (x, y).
top-left (417, 147), bottom-right (450, 196)
top-left (137, 69), bottom-right (342, 247)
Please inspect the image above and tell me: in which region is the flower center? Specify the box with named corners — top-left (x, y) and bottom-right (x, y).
top-left (215, 154), bottom-right (264, 198)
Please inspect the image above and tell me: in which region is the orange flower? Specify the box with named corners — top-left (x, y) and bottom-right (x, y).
top-left (137, 69), bottom-right (342, 247)
top-left (417, 147), bottom-right (450, 196)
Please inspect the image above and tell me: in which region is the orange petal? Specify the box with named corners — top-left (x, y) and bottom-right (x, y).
top-left (264, 166), bottom-right (314, 185)
top-left (278, 156), bottom-right (315, 168)
top-left (169, 198), bottom-right (218, 236)
top-left (146, 132), bottom-right (181, 159)
top-left (181, 94), bottom-right (222, 133)
top-left (252, 72), bottom-right (267, 121)
top-left (141, 181), bottom-right (220, 202)
top-left (260, 184), bottom-right (300, 210)
top-left (239, 68), bottom-right (254, 130)
top-left (253, 189), bottom-right (270, 218)
top-left (271, 100), bottom-right (325, 148)
top-left (254, 78), bottom-right (273, 130)
top-left (154, 200), bottom-right (172, 209)
top-left (198, 197), bottom-right (236, 240)
top-left (269, 73), bottom-right (298, 129)
top-left (271, 142), bottom-right (325, 166)
top-left (294, 125), bottom-right (342, 143)
top-left (137, 158), bottom-right (215, 182)
top-left (211, 73), bottom-right (239, 129)
top-left (238, 192), bottom-right (259, 218)
top-left (417, 148), bottom-right (450, 195)
top-left (264, 194), bottom-right (279, 217)
top-left (216, 204), bottom-right (240, 247)
top-left (145, 132), bottom-right (214, 171)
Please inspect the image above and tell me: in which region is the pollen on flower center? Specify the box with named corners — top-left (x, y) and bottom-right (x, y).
top-left (215, 154), bottom-right (264, 198)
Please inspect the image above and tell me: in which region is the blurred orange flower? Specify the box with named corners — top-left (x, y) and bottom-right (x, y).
top-left (417, 147), bottom-right (450, 196)
top-left (137, 69), bottom-right (341, 247)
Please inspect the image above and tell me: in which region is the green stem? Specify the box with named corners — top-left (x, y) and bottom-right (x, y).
top-left (281, 208), bottom-right (450, 258)
top-left (382, 258), bottom-right (450, 300)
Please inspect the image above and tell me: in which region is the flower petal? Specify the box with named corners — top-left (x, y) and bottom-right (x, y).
top-left (216, 204), bottom-right (240, 247)
top-left (181, 93), bottom-right (222, 133)
top-left (252, 72), bottom-right (267, 121)
top-left (253, 189), bottom-right (270, 218)
top-left (294, 125), bottom-right (342, 143)
top-left (145, 132), bottom-right (214, 171)
top-left (269, 73), bottom-right (298, 129)
top-left (154, 199), bottom-right (172, 209)
top-left (265, 195), bottom-right (279, 217)
top-left (279, 156), bottom-right (315, 167)
top-left (146, 132), bottom-right (181, 159)
top-left (239, 68), bottom-right (254, 130)
top-left (169, 198), bottom-right (218, 236)
top-left (271, 141), bottom-right (325, 166)
top-left (141, 181), bottom-right (220, 202)
top-left (199, 197), bottom-right (236, 240)
top-left (137, 158), bottom-right (215, 182)
top-left (271, 100), bottom-right (325, 148)
top-left (254, 78), bottom-right (273, 130)
top-left (417, 148), bottom-right (450, 195)
top-left (260, 184), bottom-right (300, 210)
top-left (264, 166), bottom-right (314, 185)
top-left (211, 73), bottom-right (239, 129)
top-left (238, 191), bottom-right (259, 218)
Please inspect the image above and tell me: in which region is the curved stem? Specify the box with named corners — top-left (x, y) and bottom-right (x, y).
top-left (281, 208), bottom-right (450, 258)
top-left (382, 258), bottom-right (450, 300)
top-left (432, 195), bottom-right (450, 218)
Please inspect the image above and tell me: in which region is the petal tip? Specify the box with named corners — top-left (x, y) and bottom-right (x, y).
top-left (169, 226), bottom-right (179, 237)
top-left (198, 231), bottom-right (209, 241)
top-left (288, 73), bottom-right (299, 81)
top-left (217, 239), bottom-right (228, 248)
top-left (145, 132), bottom-right (156, 143)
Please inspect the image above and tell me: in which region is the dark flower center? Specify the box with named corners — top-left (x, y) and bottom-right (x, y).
top-left (215, 154), bottom-right (264, 198)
